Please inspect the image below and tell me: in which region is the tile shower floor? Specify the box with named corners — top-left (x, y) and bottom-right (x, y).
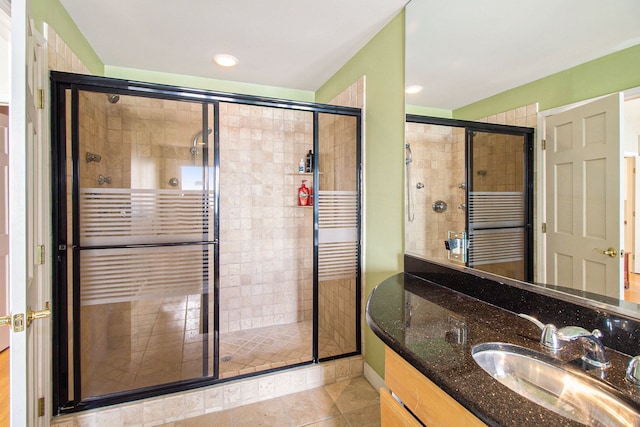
top-left (83, 296), bottom-right (349, 397)
top-left (219, 320), bottom-right (348, 378)
top-left (159, 377), bottom-right (381, 427)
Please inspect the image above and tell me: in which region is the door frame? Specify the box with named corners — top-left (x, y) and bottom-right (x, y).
top-left (10, 1), bottom-right (52, 425)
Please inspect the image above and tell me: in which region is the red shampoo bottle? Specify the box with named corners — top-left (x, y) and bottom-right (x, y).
top-left (298, 180), bottom-right (309, 206)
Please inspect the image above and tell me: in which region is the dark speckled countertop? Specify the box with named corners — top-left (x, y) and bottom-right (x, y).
top-left (366, 271), bottom-right (640, 426)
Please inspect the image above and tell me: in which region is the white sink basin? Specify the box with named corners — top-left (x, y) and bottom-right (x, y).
top-left (472, 342), bottom-right (640, 427)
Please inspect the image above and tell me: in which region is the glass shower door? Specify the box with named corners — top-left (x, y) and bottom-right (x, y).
top-left (317, 112), bottom-right (361, 360)
top-left (467, 129), bottom-right (530, 281)
top-left (74, 92), bottom-right (216, 398)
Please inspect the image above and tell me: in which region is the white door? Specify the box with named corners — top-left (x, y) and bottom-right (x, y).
top-left (545, 93), bottom-right (623, 298)
top-left (10, 2), bottom-right (51, 426)
top-left (0, 112), bottom-right (9, 352)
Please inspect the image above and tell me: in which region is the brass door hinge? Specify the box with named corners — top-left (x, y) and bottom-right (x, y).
top-left (37, 89), bottom-right (45, 109)
top-left (36, 245), bottom-right (45, 265)
top-left (38, 397), bottom-right (45, 417)
top-left (542, 223), bottom-right (547, 233)
top-left (542, 139), bottom-right (546, 150)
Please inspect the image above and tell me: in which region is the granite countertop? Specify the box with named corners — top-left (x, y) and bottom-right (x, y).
top-left (366, 272), bottom-right (640, 426)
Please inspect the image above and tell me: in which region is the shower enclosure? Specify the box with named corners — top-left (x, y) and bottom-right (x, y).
top-left (50, 72), bottom-right (362, 412)
top-left (405, 115), bottom-right (534, 281)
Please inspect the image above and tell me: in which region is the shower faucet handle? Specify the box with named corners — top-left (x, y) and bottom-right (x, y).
top-left (98, 175), bottom-right (112, 185)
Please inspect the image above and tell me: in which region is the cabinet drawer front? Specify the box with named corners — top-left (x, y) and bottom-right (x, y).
top-left (380, 388), bottom-right (423, 427)
top-left (385, 347), bottom-right (485, 427)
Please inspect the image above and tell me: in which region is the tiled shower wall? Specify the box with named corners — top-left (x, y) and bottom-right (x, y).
top-left (218, 103), bottom-right (314, 333)
top-left (404, 123), bottom-right (465, 261)
top-left (104, 96), bottom-right (202, 190)
top-left (471, 132), bottom-right (525, 193)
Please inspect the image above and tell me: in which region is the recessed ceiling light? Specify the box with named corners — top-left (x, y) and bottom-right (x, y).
top-left (213, 54), bottom-right (239, 68)
top-left (405, 85), bottom-right (423, 94)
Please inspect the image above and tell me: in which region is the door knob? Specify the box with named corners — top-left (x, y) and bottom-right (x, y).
top-left (0, 314), bottom-right (10, 328)
top-left (27, 301), bottom-right (51, 327)
top-left (593, 247), bottom-right (618, 258)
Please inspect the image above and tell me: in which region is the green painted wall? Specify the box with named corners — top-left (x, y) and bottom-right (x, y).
top-left (316, 11), bottom-right (406, 379)
top-left (406, 104), bottom-right (452, 118)
top-left (105, 66), bottom-right (314, 102)
top-left (31, 0), bottom-right (104, 75)
top-left (454, 44), bottom-right (640, 120)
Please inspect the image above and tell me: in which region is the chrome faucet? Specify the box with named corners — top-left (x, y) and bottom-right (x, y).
top-left (555, 326), bottom-right (610, 369)
top-left (518, 314), bottom-right (610, 369)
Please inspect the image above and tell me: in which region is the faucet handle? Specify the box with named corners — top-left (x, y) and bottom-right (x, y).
top-left (556, 326), bottom-right (610, 369)
top-left (517, 314), bottom-right (561, 350)
top-left (627, 356), bottom-right (640, 385)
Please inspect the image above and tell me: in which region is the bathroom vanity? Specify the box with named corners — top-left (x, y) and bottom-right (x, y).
top-left (367, 255), bottom-right (640, 426)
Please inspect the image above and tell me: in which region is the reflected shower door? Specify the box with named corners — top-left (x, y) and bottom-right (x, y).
top-left (467, 130), bottom-right (530, 281)
top-left (74, 92), bottom-right (216, 398)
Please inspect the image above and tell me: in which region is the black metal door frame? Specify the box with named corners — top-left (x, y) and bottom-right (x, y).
top-left (50, 71), bottom-right (362, 413)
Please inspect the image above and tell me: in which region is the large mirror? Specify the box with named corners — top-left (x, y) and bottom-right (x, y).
top-left (404, 0), bottom-right (640, 315)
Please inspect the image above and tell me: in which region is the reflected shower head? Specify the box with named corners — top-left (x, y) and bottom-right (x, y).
top-left (405, 143), bottom-right (413, 165)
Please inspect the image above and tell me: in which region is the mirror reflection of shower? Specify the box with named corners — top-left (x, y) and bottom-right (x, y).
top-left (190, 128), bottom-right (213, 157)
top-left (406, 142), bottom-right (415, 222)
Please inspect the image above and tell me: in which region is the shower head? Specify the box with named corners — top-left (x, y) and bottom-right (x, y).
top-left (190, 128), bottom-right (213, 156)
top-left (405, 143), bottom-right (413, 165)
top-left (107, 94), bottom-right (120, 104)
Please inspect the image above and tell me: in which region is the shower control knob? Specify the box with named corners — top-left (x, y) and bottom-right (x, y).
top-left (432, 200), bottom-right (447, 213)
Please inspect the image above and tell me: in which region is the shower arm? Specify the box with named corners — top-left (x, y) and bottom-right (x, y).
top-left (191, 128), bottom-right (213, 155)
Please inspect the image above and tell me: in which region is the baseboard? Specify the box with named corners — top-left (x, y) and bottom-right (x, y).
top-left (363, 361), bottom-right (386, 392)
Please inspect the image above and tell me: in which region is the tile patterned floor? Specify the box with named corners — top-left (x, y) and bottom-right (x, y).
top-left (83, 295), bottom-right (350, 396)
top-left (159, 377), bottom-right (380, 427)
top-left (219, 320), bottom-right (349, 378)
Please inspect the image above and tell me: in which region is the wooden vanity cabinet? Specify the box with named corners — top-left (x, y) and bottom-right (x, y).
top-left (383, 347), bottom-right (486, 427)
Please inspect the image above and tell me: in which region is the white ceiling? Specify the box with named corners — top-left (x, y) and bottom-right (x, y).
top-left (59, 0), bottom-right (640, 111)
top-left (406, 0), bottom-right (640, 110)
top-left (58, 0), bottom-right (409, 92)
